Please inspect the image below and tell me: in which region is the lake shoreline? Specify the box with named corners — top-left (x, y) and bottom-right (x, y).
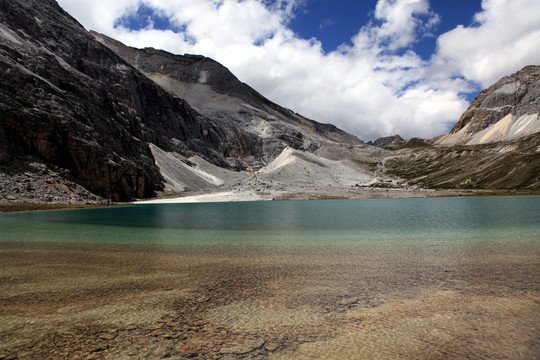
top-left (1, 188), bottom-right (539, 211)
top-left (0, 188), bottom-right (540, 213)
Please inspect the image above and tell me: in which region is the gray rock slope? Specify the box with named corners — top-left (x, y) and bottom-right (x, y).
top-left (92, 32), bottom-right (363, 168)
top-left (437, 65), bottom-right (540, 145)
top-left (1, 0), bottom-right (244, 201)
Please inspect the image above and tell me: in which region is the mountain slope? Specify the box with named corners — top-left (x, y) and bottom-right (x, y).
top-left (437, 65), bottom-right (540, 145)
top-left (384, 133), bottom-right (540, 189)
top-left (0, 0), bottom-right (248, 201)
top-left (0, 0), bottom-right (375, 203)
top-left (1, 0), bottom-right (537, 204)
top-left (92, 32), bottom-right (363, 167)
top-left (379, 65), bottom-right (540, 191)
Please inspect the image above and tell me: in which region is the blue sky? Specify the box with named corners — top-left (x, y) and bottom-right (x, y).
top-left (290, 0), bottom-right (482, 59)
top-left (58, 0), bottom-right (540, 141)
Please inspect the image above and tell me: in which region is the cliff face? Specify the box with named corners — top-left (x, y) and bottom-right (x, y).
top-left (0, 0), bottom-right (235, 201)
top-left (437, 65), bottom-right (540, 145)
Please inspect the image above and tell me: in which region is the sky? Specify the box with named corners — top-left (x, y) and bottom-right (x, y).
top-left (57, 0), bottom-right (540, 141)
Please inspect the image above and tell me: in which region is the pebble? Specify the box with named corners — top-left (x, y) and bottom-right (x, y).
top-left (337, 297), bottom-right (359, 306)
top-left (98, 333), bottom-right (115, 340)
top-left (175, 343), bottom-right (201, 356)
top-left (265, 342), bottom-right (280, 351)
top-left (90, 344), bottom-right (108, 352)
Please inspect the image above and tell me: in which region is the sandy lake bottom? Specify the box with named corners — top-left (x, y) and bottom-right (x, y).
top-left (1, 241), bottom-right (539, 359)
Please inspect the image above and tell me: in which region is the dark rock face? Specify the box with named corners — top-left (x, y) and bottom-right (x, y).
top-left (450, 65), bottom-right (540, 135)
top-left (367, 135), bottom-right (404, 147)
top-left (0, 0), bottom-right (233, 201)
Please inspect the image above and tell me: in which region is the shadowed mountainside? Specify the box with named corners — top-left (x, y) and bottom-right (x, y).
top-left (0, 0), bottom-right (240, 201)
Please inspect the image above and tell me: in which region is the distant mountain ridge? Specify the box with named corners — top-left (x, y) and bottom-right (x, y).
top-left (367, 135), bottom-right (404, 147)
top-left (437, 65), bottom-right (540, 145)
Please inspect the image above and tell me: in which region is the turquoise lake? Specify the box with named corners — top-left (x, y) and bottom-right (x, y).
top-left (1, 196), bottom-right (539, 247)
top-left (1, 196), bottom-right (539, 359)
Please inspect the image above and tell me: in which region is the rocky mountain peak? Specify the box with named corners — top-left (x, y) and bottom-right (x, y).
top-left (438, 65), bottom-right (540, 145)
top-left (92, 31), bottom-right (363, 163)
top-left (367, 135), bottom-right (404, 147)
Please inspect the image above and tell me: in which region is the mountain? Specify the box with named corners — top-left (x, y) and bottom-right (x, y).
top-left (382, 66), bottom-right (540, 190)
top-left (1, 0), bottom-right (538, 205)
top-left (0, 0), bottom-right (244, 201)
top-left (0, 0), bottom-right (381, 204)
top-left (437, 65), bottom-right (540, 145)
top-left (367, 135), bottom-right (404, 147)
top-left (91, 32), bottom-right (363, 163)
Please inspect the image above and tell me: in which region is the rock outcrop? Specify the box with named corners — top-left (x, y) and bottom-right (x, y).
top-left (437, 65), bottom-right (540, 145)
top-left (367, 135), bottom-right (404, 147)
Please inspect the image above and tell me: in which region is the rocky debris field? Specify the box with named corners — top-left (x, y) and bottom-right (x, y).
top-left (0, 160), bottom-right (104, 205)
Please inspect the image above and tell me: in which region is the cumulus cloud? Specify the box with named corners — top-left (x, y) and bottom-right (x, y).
top-left (57, 0), bottom-right (540, 141)
top-left (432, 0), bottom-right (540, 88)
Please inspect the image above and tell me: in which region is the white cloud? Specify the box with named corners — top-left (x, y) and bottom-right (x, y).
top-left (371, 0), bottom-right (439, 50)
top-left (432, 0), bottom-right (540, 87)
top-left (56, 0), bottom-right (539, 141)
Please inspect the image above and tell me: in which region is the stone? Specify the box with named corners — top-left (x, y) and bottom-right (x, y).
top-left (175, 343), bottom-right (201, 356)
top-left (90, 344), bottom-right (108, 352)
top-left (337, 297), bottom-right (359, 306)
top-left (97, 333), bottom-right (115, 340)
top-left (265, 342), bottom-right (280, 351)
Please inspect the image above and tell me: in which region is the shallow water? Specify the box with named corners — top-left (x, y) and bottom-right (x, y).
top-left (0, 196), bottom-right (539, 359)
